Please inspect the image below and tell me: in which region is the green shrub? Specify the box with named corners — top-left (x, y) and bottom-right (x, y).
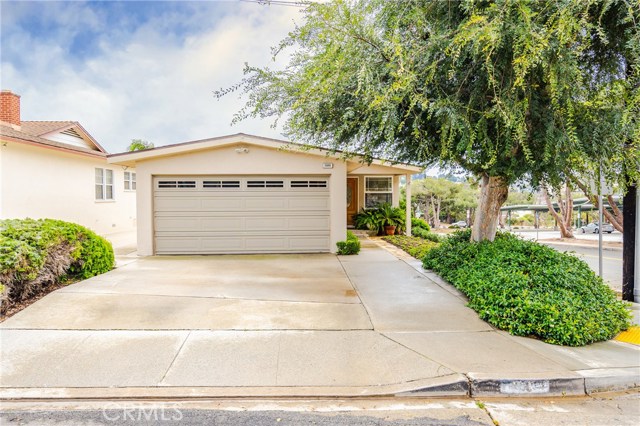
top-left (411, 217), bottom-right (431, 232)
top-left (353, 209), bottom-right (383, 233)
top-left (0, 219), bottom-right (114, 313)
top-left (382, 235), bottom-right (439, 259)
top-left (337, 231), bottom-right (361, 255)
top-left (411, 226), bottom-right (443, 242)
top-left (422, 231), bottom-right (630, 346)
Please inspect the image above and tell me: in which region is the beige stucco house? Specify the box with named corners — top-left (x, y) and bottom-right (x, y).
top-left (0, 90), bottom-right (136, 234)
top-left (108, 133), bottom-right (421, 255)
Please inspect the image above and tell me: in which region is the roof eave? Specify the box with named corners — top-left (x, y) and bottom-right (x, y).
top-left (2, 135), bottom-right (107, 159)
top-left (108, 133), bottom-right (423, 172)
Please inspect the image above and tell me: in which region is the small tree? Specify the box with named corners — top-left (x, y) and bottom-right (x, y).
top-left (127, 139), bottom-right (154, 152)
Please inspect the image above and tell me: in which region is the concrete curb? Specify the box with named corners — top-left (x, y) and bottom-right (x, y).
top-left (2, 370), bottom-right (637, 401)
top-left (577, 367), bottom-right (640, 394)
top-left (0, 374), bottom-right (469, 401)
top-left (467, 373), bottom-right (585, 397)
top-left (467, 369), bottom-right (639, 397)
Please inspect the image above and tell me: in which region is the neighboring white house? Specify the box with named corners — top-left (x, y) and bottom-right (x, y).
top-left (0, 90), bottom-right (136, 235)
top-left (108, 133), bottom-right (421, 255)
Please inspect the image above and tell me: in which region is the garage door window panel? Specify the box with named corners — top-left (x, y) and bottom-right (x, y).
top-left (247, 180), bottom-right (284, 188)
top-left (203, 180), bottom-right (241, 189)
top-left (290, 180), bottom-right (328, 189)
top-left (157, 180), bottom-right (196, 189)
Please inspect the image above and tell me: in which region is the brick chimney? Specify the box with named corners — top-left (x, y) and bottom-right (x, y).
top-left (0, 90), bottom-right (21, 128)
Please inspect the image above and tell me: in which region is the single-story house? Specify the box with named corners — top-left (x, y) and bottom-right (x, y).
top-left (108, 133), bottom-right (421, 255)
top-left (0, 90), bottom-right (137, 234)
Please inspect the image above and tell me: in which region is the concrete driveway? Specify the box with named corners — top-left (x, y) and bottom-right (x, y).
top-left (1, 254), bottom-right (371, 330)
top-left (1, 238), bottom-right (638, 399)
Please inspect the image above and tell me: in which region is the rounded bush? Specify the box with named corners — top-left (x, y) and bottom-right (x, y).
top-left (422, 230), bottom-right (630, 346)
top-left (0, 219), bottom-right (114, 312)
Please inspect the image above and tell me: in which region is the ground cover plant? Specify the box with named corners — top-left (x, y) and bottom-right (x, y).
top-left (336, 230), bottom-right (361, 255)
top-left (0, 218), bottom-right (114, 315)
top-left (382, 235), bottom-right (439, 260)
top-left (423, 230), bottom-right (630, 346)
top-left (411, 226), bottom-right (443, 243)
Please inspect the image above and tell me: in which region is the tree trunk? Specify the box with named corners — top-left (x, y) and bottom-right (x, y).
top-left (571, 177), bottom-right (624, 232)
top-left (542, 184), bottom-right (574, 238)
top-left (430, 195), bottom-right (441, 229)
top-left (471, 174), bottom-right (509, 242)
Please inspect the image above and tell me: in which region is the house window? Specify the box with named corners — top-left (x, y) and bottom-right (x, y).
top-left (124, 171), bottom-right (136, 190)
top-left (95, 168), bottom-right (114, 200)
top-left (365, 176), bottom-right (392, 208)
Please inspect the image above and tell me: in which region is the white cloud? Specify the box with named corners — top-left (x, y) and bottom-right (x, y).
top-left (1, 1), bottom-right (304, 152)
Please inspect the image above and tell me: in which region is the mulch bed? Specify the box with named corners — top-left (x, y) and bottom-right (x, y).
top-left (1, 281), bottom-right (71, 321)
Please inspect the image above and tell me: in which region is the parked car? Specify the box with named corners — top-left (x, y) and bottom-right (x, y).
top-left (450, 221), bottom-right (469, 228)
top-left (580, 222), bottom-right (614, 234)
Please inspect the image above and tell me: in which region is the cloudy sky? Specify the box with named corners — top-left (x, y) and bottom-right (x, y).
top-left (1, 0), bottom-right (304, 153)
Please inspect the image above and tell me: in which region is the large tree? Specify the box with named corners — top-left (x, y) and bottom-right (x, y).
top-left (223, 0), bottom-right (640, 241)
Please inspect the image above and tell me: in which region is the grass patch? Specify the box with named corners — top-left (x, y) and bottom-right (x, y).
top-left (423, 229), bottom-right (631, 346)
top-left (382, 235), bottom-right (439, 259)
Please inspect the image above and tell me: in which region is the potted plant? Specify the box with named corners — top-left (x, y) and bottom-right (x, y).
top-left (378, 203), bottom-right (404, 235)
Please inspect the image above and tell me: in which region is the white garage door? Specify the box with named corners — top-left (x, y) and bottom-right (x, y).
top-left (153, 176), bottom-right (330, 254)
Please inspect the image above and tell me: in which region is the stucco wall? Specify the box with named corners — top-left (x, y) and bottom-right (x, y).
top-left (0, 141), bottom-right (137, 235)
top-left (132, 144), bottom-right (347, 255)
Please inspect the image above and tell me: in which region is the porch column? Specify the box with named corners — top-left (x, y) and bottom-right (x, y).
top-left (406, 173), bottom-right (412, 236)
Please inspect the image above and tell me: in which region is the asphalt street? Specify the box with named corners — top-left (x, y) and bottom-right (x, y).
top-left (1, 391), bottom-right (639, 425)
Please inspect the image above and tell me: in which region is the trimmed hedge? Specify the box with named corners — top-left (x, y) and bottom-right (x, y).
top-left (1, 219), bottom-right (114, 313)
top-left (382, 235), bottom-right (439, 259)
top-left (337, 231), bottom-right (361, 255)
top-left (423, 230), bottom-right (631, 346)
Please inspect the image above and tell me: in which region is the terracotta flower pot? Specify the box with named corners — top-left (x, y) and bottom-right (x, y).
top-left (384, 225), bottom-right (396, 235)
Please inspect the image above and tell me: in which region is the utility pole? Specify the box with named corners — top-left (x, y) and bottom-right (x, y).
top-left (598, 163), bottom-right (604, 278)
top-left (622, 183), bottom-right (636, 302)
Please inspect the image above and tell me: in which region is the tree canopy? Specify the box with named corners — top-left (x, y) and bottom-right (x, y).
top-left (224, 0), bottom-right (639, 240)
top-left (127, 139), bottom-right (154, 151)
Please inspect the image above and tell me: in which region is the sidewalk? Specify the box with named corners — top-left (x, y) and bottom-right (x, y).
top-left (0, 239), bottom-right (638, 401)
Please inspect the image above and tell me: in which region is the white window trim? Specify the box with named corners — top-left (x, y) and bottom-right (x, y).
top-left (364, 176), bottom-right (393, 209)
top-left (95, 168), bottom-right (114, 201)
top-left (124, 171), bottom-right (137, 191)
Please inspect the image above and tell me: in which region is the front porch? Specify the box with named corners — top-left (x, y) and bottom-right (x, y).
top-left (346, 162), bottom-right (418, 236)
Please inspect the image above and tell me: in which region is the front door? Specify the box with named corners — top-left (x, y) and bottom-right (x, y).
top-left (346, 177), bottom-right (358, 226)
